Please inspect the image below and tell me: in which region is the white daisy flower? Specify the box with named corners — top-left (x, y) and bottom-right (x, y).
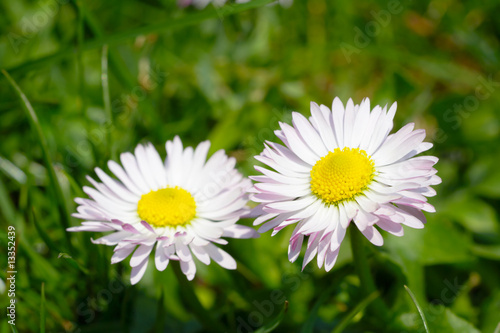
top-left (250, 97), bottom-right (441, 271)
top-left (68, 136), bottom-right (258, 284)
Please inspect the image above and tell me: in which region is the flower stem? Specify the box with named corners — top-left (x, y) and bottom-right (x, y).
top-left (172, 264), bottom-right (226, 332)
top-left (349, 226), bottom-right (389, 319)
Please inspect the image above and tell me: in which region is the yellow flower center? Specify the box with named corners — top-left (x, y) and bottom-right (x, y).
top-left (137, 187), bottom-right (196, 228)
top-left (310, 147), bottom-right (375, 205)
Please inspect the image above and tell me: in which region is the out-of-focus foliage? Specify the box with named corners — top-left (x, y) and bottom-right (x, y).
top-left (0, 0), bottom-right (499, 332)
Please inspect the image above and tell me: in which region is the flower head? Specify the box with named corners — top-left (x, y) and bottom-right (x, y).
top-left (250, 97), bottom-right (441, 271)
top-left (68, 136), bottom-right (258, 284)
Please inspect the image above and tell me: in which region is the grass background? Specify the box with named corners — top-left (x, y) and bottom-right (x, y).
top-left (1, 0), bottom-right (500, 332)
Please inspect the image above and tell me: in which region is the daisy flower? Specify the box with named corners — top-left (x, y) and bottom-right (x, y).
top-left (68, 137), bottom-right (258, 284)
top-left (250, 97), bottom-right (441, 271)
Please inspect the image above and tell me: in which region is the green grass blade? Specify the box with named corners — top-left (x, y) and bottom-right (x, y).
top-left (10, 324), bottom-right (19, 333)
top-left (404, 285), bottom-right (430, 333)
top-left (254, 300), bottom-right (289, 333)
top-left (40, 282), bottom-right (46, 333)
top-left (6, 0), bottom-right (274, 75)
top-left (58, 253), bottom-right (90, 275)
top-left (331, 291), bottom-right (380, 333)
top-left (0, 156), bottom-right (27, 184)
top-left (1, 70), bottom-right (73, 248)
top-left (79, 3), bottom-right (136, 89)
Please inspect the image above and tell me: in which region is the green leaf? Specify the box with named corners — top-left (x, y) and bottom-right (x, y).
top-left (441, 191), bottom-right (498, 234)
top-left (40, 282), bottom-right (46, 333)
top-left (404, 285), bottom-right (429, 333)
top-left (385, 218), bottom-right (473, 266)
top-left (254, 300), bottom-right (289, 333)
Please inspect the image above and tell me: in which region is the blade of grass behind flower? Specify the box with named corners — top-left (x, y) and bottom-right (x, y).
top-left (331, 291), bottom-right (380, 333)
top-left (78, 3), bottom-right (136, 89)
top-left (1, 70), bottom-right (73, 249)
top-left (58, 253), bottom-right (90, 275)
top-left (0, 156), bottom-right (27, 184)
top-left (10, 323), bottom-right (19, 333)
top-left (404, 285), bottom-right (430, 333)
top-left (40, 282), bottom-right (46, 333)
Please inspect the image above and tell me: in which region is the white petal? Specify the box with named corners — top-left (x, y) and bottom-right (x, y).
top-left (155, 242), bottom-right (170, 271)
top-left (135, 144), bottom-right (160, 190)
top-left (292, 112), bottom-right (328, 157)
top-left (95, 168), bottom-right (139, 203)
top-left (205, 243), bottom-right (237, 269)
top-left (120, 152), bottom-right (150, 193)
top-left (309, 102), bottom-right (337, 150)
top-left (130, 257), bottom-right (149, 285)
top-left (107, 160), bottom-right (143, 196)
top-left (190, 244), bottom-right (211, 265)
top-left (222, 225), bottom-right (259, 239)
top-left (331, 97), bottom-right (345, 148)
top-left (288, 234), bottom-right (304, 263)
top-left (279, 122), bottom-right (320, 165)
top-left (130, 243), bottom-right (154, 267)
top-left (359, 226), bottom-right (384, 246)
top-left (324, 247), bottom-right (340, 272)
top-left (111, 244), bottom-right (136, 264)
top-left (180, 260), bottom-right (196, 280)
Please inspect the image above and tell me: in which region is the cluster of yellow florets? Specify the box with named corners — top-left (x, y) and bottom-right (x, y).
top-left (310, 147), bottom-right (375, 205)
top-left (137, 186), bottom-right (196, 228)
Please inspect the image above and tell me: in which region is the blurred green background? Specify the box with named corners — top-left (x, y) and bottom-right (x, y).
top-left (1, 0), bottom-right (500, 332)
